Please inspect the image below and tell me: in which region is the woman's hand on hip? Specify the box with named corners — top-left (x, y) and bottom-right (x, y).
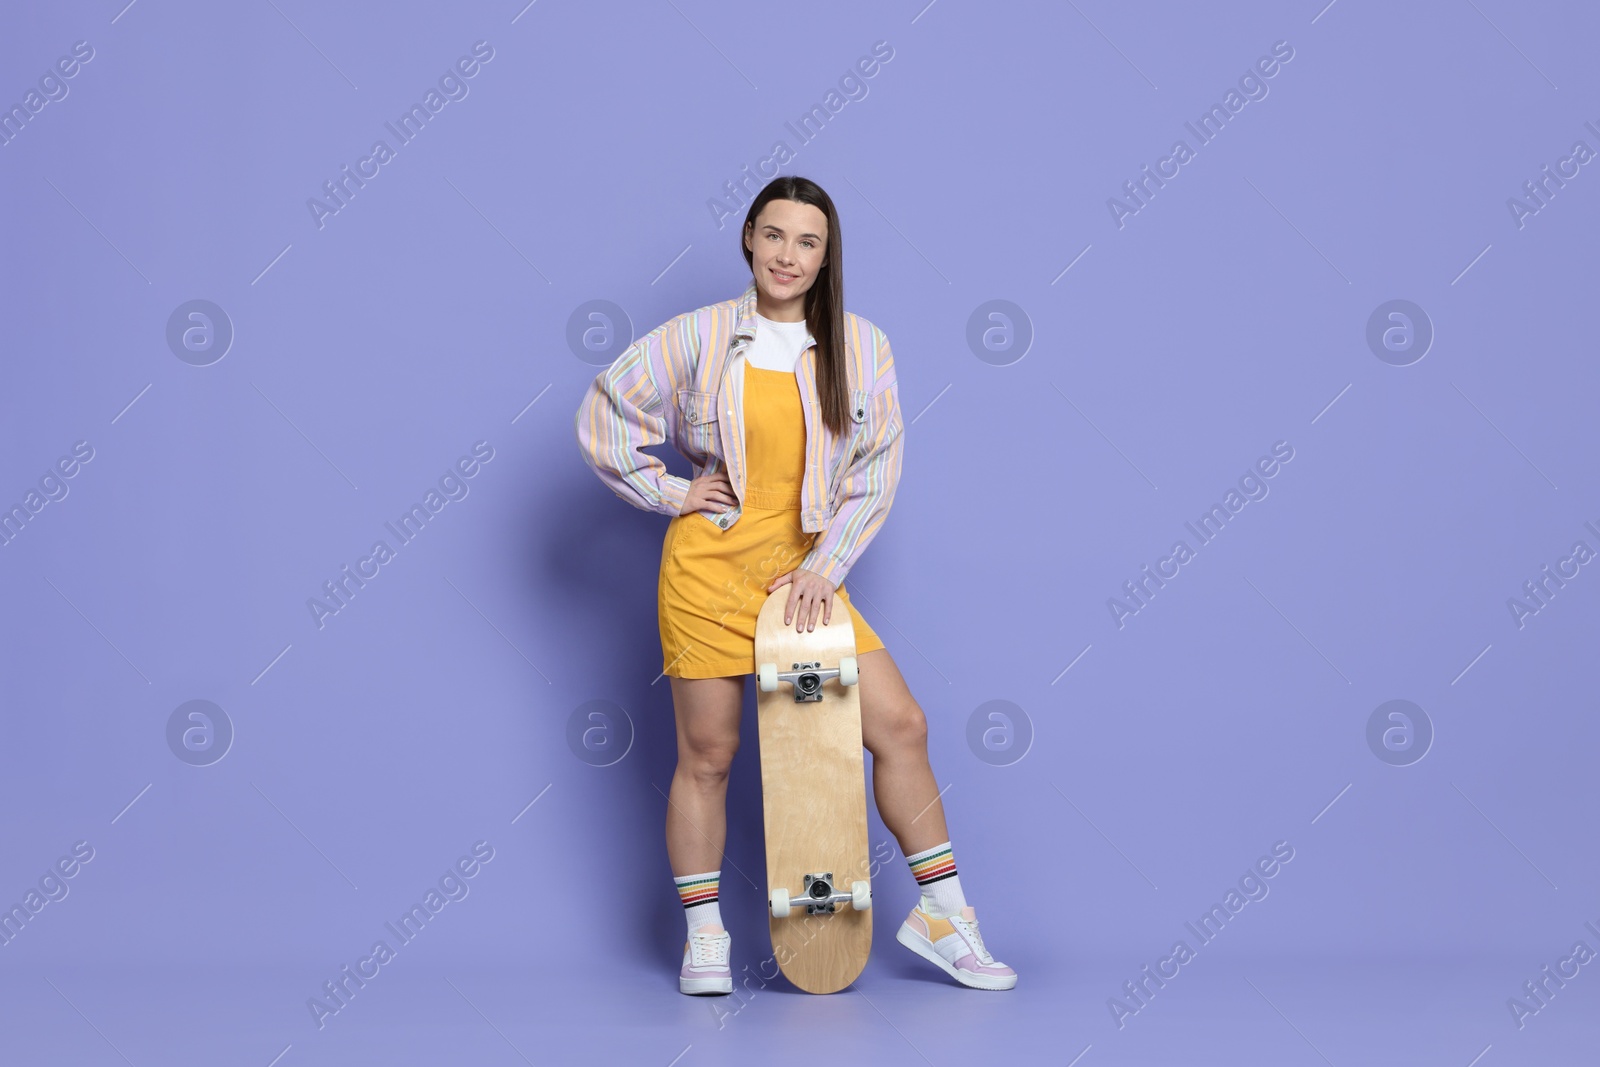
top-left (768, 566), bottom-right (835, 632)
top-left (679, 470), bottom-right (736, 515)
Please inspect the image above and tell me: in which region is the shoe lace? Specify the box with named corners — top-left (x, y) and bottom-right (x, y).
top-left (951, 915), bottom-right (994, 963)
top-left (689, 930), bottom-right (729, 967)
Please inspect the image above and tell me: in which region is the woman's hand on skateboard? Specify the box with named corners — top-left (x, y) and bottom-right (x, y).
top-left (768, 567), bottom-right (834, 632)
top-left (680, 470), bottom-right (736, 515)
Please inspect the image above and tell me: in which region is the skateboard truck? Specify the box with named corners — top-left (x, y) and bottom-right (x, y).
top-left (757, 657), bottom-right (859, 701)
top-left (770, 871), bottom-right (873, 918)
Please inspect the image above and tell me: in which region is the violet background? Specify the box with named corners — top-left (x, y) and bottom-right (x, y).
top-left (2, 1), bottom-right (1597, 1064)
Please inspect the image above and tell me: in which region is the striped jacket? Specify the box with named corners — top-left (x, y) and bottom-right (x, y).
top-left (574, 281), bottom-right (903, 588)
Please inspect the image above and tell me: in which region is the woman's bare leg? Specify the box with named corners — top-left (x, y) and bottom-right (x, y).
top-left (855, 647), bottom-right (950, 856)
top-left (665, 674), bottom-right (746, 874)
top-left (856, 646), bottom-right (1020, 987)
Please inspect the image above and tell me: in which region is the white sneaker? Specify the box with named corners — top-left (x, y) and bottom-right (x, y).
top-left (679, 923), bottom-right (733, 995)
top-left (896, 905), bottom-right (1018, 990)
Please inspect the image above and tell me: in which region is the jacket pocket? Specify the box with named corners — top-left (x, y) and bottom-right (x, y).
top-left (676, 388), bottom-right (721, 456)
top-left (846, 386), bottom-right (871, 457)
top-left (849, 387), bottom-right (870, 425)
top-left (825, 387), bottom-right (873, 492)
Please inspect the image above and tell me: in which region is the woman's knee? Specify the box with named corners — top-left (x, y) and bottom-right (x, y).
top-left (869, 700), bottom-right (928, 756)
top-left (899, 702), bottom-right (930, 746)
top-left (671, 675), bottom-right (743, 781)
top-left (680, 738), bottom-right (739, 782)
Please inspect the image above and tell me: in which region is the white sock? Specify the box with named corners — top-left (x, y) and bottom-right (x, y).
top-left (906, 841), bottom-right (967, 918)
top-left (675, 869), bottom-right (724, 934)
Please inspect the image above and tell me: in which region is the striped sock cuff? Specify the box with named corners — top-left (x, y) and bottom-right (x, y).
top-left (674, 870), bottom-right (720, 909)
top-left (906, 842), bottom-right (957, 885)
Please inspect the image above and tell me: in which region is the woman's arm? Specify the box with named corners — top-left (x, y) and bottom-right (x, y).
top-left (573, 319), bottom-right (694, 518)
top-left (799, 330), bottom-right (904, 587)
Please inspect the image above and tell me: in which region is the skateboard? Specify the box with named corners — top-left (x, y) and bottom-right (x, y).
top-left (753, 590), bottom-right (872, 994)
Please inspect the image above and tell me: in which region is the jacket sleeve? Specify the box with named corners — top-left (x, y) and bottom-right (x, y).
top-left (799, 331), bottom-right (904, 588)
top-left (573, 319), bottom-right (693, 519)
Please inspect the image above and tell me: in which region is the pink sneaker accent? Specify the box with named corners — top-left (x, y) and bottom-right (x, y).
top-left (680, 923), bottom-right (733, 995)
top-left (895, 905), bottom-right (1018, 990)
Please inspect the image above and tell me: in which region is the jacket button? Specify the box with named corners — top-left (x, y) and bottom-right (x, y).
top-left (687, 412), bottom-right (697, 423)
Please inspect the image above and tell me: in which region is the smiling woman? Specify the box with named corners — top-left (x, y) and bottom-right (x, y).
top-left (575, 174), bottom-right (1018, 997)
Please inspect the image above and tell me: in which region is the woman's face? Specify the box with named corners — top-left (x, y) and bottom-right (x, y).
top-left (744, 198), bottom-right (828, 315)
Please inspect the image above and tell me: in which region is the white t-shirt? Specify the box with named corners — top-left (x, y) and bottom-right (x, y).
top-left (745, 312), bottom-right (809, 371)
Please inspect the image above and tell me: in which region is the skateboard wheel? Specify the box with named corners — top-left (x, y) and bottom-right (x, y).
top-left (770, 888), bottom-right (792, 918)
top-left (838, 656), bottom-right (858, 687)
top-left (758, 662), bottom-right (778, 693)
top-left (851, 880), bottom-right (871, 911)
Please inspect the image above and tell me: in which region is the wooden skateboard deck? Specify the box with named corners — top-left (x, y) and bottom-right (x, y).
top-left (753, 590), bottom-right (872, 994)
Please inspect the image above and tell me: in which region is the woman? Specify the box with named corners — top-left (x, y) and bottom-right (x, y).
top-left (574, 176), bottom-right (1016, 995)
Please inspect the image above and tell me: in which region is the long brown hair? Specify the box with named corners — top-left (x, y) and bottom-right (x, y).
top-left (740, 176), bottom-right (849, 439)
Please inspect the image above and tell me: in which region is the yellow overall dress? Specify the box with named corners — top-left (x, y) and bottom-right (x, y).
top-left (658, 365), bottom-right (885, 679)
